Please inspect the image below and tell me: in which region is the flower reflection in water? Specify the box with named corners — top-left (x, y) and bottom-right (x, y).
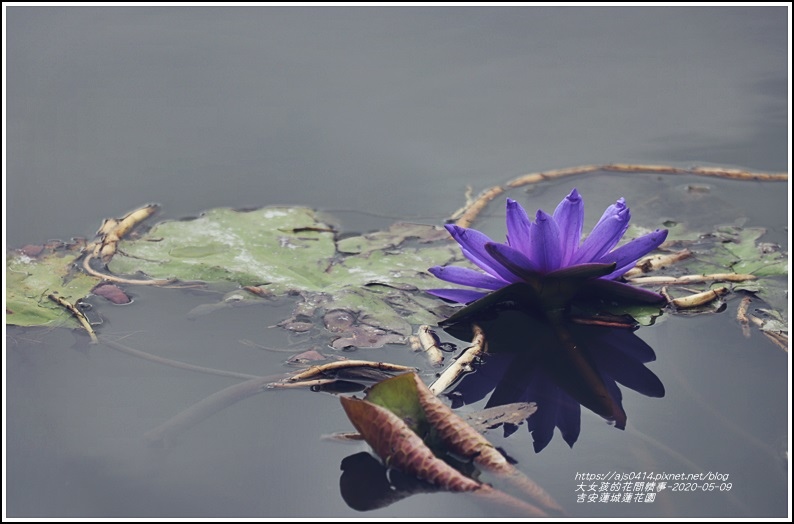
top-left (442, 308), bottom-right (665, 452)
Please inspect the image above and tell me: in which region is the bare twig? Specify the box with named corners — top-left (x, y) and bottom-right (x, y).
top-left (622, 249), bottom-right (692, 278)
top-left (281, 360), bottom-right (416, 383)
top-left (627, 273), bottom-right (757, 286)
top-left (453, 186), bottom-right (505, 229)
top-left (747, 314), bottom-right (789, 352)
top-left (450, 164), bottom-right (786, 228)
top-left (430, 324), bottom-right (486, 395)
top-left (417, 325), bottom-right (444, 367)
top-left (81, 254), bottom-right (178, 286)
top-left (88, 204), bottom-right (159, 263)
top-left (670, 286), bottom-right (729, 309)
top-left (508, 163), bottom-right (787, 187)
top-left (79, 203), bottom-right (187, 286)
top-left (47, 293), bottom-right (98, 343)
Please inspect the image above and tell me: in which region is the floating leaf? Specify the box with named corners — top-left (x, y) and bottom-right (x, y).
top-left (6, 245), bottom-right (99, 327)
top-left (625, 223), bottom-right (787, 332)
top-left (345, 372), bottom-right (565, 516)
top-left (91, 283), bottom-right (132, 304)
top-left (337, 222), bottom-right (450, 255)
top-left (103, 207), bottom-right (460, 348)
top-left (339, 395), bottom-right (481, 492)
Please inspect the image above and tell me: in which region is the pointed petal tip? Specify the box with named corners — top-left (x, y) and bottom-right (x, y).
top-left (535, 208), bottom-right (553, 222)
top-left (444, 223), bottom-right (459, 234)
top-left (565, 187), bottom-right (582, 202)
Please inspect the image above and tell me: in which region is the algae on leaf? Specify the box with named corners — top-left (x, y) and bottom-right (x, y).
top-left (6, 243), bottom-right (100, 327)
top-left (108, 207), bottom-right (339, 290)
top-left (107, 206), bottom-right (461, 348)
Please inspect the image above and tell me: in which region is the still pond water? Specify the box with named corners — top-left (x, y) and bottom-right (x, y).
top-left (4, 6), bottom-right (790, 518)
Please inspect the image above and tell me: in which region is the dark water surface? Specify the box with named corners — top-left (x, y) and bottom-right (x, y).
top-left (4, 6), bottom-right (790, 518)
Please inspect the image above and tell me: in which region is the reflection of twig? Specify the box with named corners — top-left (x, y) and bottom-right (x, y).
top-left (747, 315), bottom-right (789, 352)
top-left (279, 360), bottom-right (416, 384)
top-left (144, 375), bottom-right (273, 445)
top-left (429, 324), bottom-right (486, 395)
top-left (47, 293), bottom-right (98, 343)
top-left (736, 297), bottom-right (752, 338)
top-left (269, 378), bottom-right (340, 389)
top-left (238, 339), bottom-right (303, 353)
top-left (569, 316), bottom-right (637, 328)
top-left (101, 336), bottom-right (263, 380)
top-left (450, 163), bottom-right (787, 228)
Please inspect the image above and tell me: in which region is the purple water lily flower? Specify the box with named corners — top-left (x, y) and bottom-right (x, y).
top-left (427, 188), bottom-right (668, 308)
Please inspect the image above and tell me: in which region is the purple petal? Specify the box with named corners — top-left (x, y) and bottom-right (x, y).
top-left (552, 188), bottom-right (584, 266)
top-left (578, 278), bottom-right (667, 304)
top-left (445, 224), bottom-right (522, 283)
top-left (572, 198), bottom-right (630, 264)
top-left (426, 288), bottom-right (488, 304)
top-left (428, 265), bottom-right (507, 290)
top-left (545, 262), bottom-right (616, 280)
top-left (528, 210), bottom-right (563, 272)
top-left (505, 199), bottom-right (533, 255)
top-left (483, 242), bottom-right (541, 281)
top-left (598, 229), bottom-right (669, 279)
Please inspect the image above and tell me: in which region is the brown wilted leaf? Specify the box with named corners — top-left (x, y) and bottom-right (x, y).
top-left (339, 396), bottom-right (480, 492)
top-left (408, 373), bottom-right (566, 516)
top-left (92, 283), bottom-right (132, 304)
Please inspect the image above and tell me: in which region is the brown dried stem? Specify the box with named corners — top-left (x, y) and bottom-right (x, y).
top-left (417, 325), bottom-right (444, 367)
top-left (670, 286), bottom-right (729, 309)
top-left (429, 324), bottom-right (486, 395)
top-left (628, 273), bottom-right (757, 286)
top-left (47, 293), bottom-right (98, 343)
top-left (622, 249), bottom-right (692, 278)
top-left (450, 164), bottom-right (786, 228)
top-left (411, 374), bottom-right (566, 516)
top-left (281, 360), bottom-right (416, 384)
top-left (453, 186), bottom-right (505, 228)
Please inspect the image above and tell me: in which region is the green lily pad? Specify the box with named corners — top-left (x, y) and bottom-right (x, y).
top-left (8, 198), bottom-right (787, 343)
top-left (106, 206), bottom-right (462, 348)
top-left (627, 224), bottom-right (788, 332)
top-left (6, 244), bottom-right (100, 327)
